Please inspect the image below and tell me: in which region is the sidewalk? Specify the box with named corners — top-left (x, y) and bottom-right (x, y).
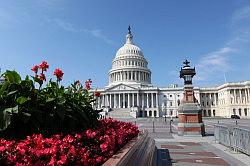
top-left (155, 134), bottom-right (250, 166)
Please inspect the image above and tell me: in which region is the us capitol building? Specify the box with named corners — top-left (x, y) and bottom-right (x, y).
top-left (94, 27), bottom-right (250, 118)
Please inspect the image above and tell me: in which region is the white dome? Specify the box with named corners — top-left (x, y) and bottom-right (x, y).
top-left (108, 27), bottom-right (151, 86)
top-left (116, 44), bottom-right (143, 57)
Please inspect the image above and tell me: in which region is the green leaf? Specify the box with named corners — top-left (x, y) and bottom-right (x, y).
top-left (7, 90), bottom-right (18, 96)
top-left (31, 76), bottom-right (43, 86)
top-left (16, 97), bottom-right (30, 104)
top-left (46, 98), bottom-right (55, 102)
top-left (3, 70), bottom-right (21, 83)
top-left (0, 81), bottom-right (10, 96)
top-left (0, 109), bottom-right (11, 131)
top-left (4, 105), bottom-right (19, 114)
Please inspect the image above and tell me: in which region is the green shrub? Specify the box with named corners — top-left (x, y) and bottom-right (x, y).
top-left (0, 62), bottom-right (99, 139)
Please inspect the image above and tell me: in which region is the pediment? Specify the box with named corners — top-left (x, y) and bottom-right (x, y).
top-left (106, 84), bottom-right (138, 91)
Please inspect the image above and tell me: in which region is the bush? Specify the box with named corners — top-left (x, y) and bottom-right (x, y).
top-left (0, 61), bottom-right (100, 139)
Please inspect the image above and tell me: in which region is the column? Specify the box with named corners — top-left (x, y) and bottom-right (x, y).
top-left (101, 95), bottom-right (104, 107)
top-left (146, 93), bottom-right (149, 108)
top-left (239, 89), bottom-right (242, 103)
top-left (114, 94), bottom-right (117, 108)
top-left (247, 89), bottom-right (250, 103)
top-left (132, 93), bottom-right (135, 107)
top-left (215, 93), bottom-right (217, 105)
top-left (137, 93), bottom-right (139, 107)
top-left (128, 93), bottom-right (131, 108)
top-left (234, 89), bottom-right (236, 104)
top-left (156, 93), bottom-right (158, 107)
top-left (244, 89), bottom-right (247, 103)
top-left (118, 94), bottom-right (121, 108)
top-left (123, 93), bottom-right (125, 108)
top-left (142, 93), bottom-right (145, 108)
top-left (109, 94), bottom-right (112, 108)
top-left (151, 93), bottom-right (154, 108)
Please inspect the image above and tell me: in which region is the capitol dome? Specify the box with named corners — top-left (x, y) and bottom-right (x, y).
top-left (108, 26), bottom-right (151, 86)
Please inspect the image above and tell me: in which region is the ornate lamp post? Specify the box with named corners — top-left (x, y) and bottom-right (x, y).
top-left (177, 60), bottom-right (205, 136)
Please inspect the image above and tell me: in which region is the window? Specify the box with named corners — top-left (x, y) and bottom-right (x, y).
top-left (239, 109), bottom-right (242, 116)
top-left (170, 95), bottom-right (172, 97)
top-left (170, 102), bottom-right (172, 106)
top-left (244, 108), bottom-right (247, 116)
top-left (177, 99), bottom-right (180, 106)
top-left (177, 95), bottom-right (180, 97)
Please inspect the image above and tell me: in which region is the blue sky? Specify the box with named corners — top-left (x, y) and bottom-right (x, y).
top-left (0, 0), bottom-right (250, 88)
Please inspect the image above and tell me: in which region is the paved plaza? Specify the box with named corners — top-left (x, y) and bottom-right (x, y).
top-left (116, 117), bottom-right (250, 166)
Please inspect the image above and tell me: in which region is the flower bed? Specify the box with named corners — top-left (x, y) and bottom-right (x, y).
top-left (0, 118), bottom-right (139, 166)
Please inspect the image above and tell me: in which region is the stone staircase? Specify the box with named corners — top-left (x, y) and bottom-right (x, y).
top-left (107, 108), bottom-right (132, 118)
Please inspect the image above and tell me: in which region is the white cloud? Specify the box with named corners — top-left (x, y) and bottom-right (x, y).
top-left (196, 5), bottom-right (250, 82)
top-left (54, 19), bottom-right (114, 45)
top-left (196, 47), bottom-right (235, 81)
top-left (232, 6), bottom-right (250, 22)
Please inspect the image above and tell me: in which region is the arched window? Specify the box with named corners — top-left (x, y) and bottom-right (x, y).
top-left (177, 99), bottom-right (180, 106)
top-left (233, 109), bottom-right (236, 115)
top-left (239, 108), bottom-right (242, 116)
top-left (244, 108), bottom-right (247, 116)
top-left (208, 110), bottom-right (211, 117)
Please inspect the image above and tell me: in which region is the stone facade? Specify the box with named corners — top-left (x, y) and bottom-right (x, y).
top-left (93, 28), bottom-right (250, 118)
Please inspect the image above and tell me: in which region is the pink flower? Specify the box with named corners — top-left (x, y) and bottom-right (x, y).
top-left (100, 142), bottom-right (108, 152)
top-left (57, 155), bottom-right (67, 165)
top-left (86, 130), bottom-right (97, 139)
top-left (96, 156), bottom-right (103, 163)
top-left (0, 146), bottom-right (5, 152)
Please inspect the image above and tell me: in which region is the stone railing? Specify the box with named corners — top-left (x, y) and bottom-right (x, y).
top-left (103, 130), bottom-right (156, 166)
top-left (214, 124), bottom-right (250, 155)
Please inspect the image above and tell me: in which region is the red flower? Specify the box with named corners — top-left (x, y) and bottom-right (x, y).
top-left (53, 68), bottom-right (64, 81)
top-left (31, 65), bottom-right (39, 74)
top-left (86, 130), bottom-right (97, 139)
top-left (39, 73), bottom-right (46, 81)
top-left (85, 79), bottom-right (92, 90)
top-left (39, 61), bottom-right (49, 71)
top-left (100, 142), bottom-right (108, 152)
top-left (94, 91), bottom-right (101, 97)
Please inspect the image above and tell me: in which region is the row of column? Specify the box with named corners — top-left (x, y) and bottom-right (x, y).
top-left (96, 93), bottom-right (159, 109)
top-left (232, 88), bottom-right (250, 104)
top-left (113, 60), bottom-right (146, 68)
top-left (109, 71), bottom-right (150, 83)
top-left (201, 93), bottom-right (218, 106)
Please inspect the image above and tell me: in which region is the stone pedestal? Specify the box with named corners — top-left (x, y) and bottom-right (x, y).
top-left (178, 103), bottom-right (205, 136)
top-left (177, 60), bottom-right (205, 136)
